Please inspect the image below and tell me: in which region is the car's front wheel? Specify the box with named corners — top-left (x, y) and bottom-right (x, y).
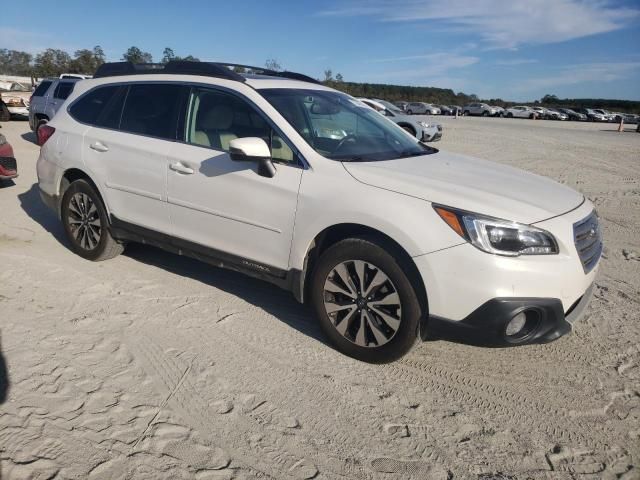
top-left (310, 237), bottom-right (423, 363)
top-left (61, 179), bottom-right (124, 261)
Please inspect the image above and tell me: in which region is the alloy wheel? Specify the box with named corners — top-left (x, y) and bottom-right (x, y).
top-left (323, 260), bottom-right (402, 347)
top-left (67, 192), bottom-right (102, 250)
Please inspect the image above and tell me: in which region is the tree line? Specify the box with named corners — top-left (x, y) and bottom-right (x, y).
top-left (0, 46), bottom-right (200, 78)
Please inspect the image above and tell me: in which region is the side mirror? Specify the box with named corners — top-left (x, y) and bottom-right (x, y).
top-left (229, 137), bottom-right (276, 178)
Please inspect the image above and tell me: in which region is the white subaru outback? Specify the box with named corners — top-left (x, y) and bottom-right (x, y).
top-left (37, 61), bottom-right (602, 363)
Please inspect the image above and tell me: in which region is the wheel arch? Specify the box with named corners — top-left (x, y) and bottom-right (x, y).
top-left (396, 122), bottom-right (417, 137)
top-left (58, 168), bottom-right (111, 220)
top-left (293, 223), bottom-right (428, 315)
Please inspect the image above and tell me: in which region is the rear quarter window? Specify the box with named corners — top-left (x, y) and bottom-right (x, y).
top-left (53, 82), bottom-right (75, 100)
top-left (68, 85), bottom-right (121, 125)
top-left (32, 81), bottom-right (53, 97)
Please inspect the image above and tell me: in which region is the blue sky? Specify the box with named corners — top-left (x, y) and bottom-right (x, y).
top-left (1, 0), bottom-right (639, 101)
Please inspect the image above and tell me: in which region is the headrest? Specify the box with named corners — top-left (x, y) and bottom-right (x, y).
top-left (199, 105), bottom-right (234, 130)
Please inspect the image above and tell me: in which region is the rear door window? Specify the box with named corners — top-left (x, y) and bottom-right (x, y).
top-left (69, 85), bottom-right (121, 125)
top-left (53, 82), bottom-right (75, 100)
top-left (120, 83), bottom-right (188, 140)
top-left (32, 81), bottom-right (52, 97)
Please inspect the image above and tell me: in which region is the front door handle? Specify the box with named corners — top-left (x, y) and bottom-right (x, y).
top-left (89, 141), bottom-right (109, 152)
top-left (169, 162), bottom-right (194, 175)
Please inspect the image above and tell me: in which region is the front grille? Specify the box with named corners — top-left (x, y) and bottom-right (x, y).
top-left (0, 156), bottom-right (17, 171)
top-left (573, 210), bottom-right (602, 273)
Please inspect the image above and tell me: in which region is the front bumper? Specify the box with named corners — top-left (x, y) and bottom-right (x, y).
top-left (422, 283), bottom-right (594, 346)
top-left (422, 126), bottom-right (442, 142)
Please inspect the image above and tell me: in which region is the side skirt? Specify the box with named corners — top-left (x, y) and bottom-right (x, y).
top-left (109, 215), bottom-right (304, 301)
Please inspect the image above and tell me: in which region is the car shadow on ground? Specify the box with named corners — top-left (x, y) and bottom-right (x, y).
top-left (18, 183), bottom-right (67, 246)
top-left (125, 243), bottom-right (326, 345)
top-left (21, 130), bottom-right (37, 145)
top-left (0, 179), bottom-right (16, 188)
top-left (17, 183), bottom-right (325, 345)
top-left (0, 334), bottom-right (9, 404)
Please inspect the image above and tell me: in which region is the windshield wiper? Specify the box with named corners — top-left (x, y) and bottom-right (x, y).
top-left (340, 156), bottom-right (370, 162)
top-left (398, 150), bottom-right (427, 158)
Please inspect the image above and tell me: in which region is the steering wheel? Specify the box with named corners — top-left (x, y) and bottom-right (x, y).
top-left (334, 134), bottom-right (358, 154)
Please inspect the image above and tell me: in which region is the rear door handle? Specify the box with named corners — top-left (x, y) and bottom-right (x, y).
top-left (89, 141), bottom-right (109, 152)
top-left (169, 162), bottom-right (194, 175)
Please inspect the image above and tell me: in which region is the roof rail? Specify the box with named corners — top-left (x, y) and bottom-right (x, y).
top-left (217, 63), bottom-right (321, 84)
top-left (93, 62), bottom-right (165, 78)
top-left (93, 61), bottom-right (319, 84)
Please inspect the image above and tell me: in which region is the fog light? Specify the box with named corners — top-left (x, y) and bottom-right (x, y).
top-left (505, 312), bottom-right (527, 337)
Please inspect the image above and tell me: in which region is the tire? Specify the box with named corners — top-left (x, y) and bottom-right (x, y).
top-left (0, 103), bottom-right (10, 122)
top-left (482, 111), bottom-right (488, 117)
top-left (406, 109), bottom-right (413, 115)
top-left (400, 125), bottom-right (416, 137)
top-left (529, 114), bottom-right (535, 119)
top-left (463, 110), bottom-right (470, 116)
top-left (61, 179), bottom-right (124, 261)
top-left (310, 236), bottom-right (423, 363)
top-left (507, 112), bottom-right (513, 118)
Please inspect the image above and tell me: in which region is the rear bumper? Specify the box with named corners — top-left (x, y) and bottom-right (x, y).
top-left (7, 106), bottom-right (29, 117)
top-left (422, 283), bottom-right (594, 346)
top-left (39, 186), bottom-right (59, 217)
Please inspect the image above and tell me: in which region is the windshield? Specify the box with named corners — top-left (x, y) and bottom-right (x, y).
top-left (375, 99), bottom-right (404, 114)
top-left (10, 83), bottom-right (30, 92)
top-left (260, 88), bottom-right (434, 161)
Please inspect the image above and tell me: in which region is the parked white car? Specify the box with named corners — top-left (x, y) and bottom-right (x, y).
top-left (406, 102), bottom-right (440, 115)
top-left (505, 106), bottom-right (537, 119)
top-left (36, 61), bottom-right (601, 362)
top-left (357, 98), bottom-right (442, 142)
top-left (463, 103), bottom-right (498, 117)
top-left (545, 108), bottom-right (568, 121)
top-left (0, 80), bottom-right (31, 117)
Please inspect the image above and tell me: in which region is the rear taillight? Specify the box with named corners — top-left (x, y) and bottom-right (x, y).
top-left (38, 125), bottom-right (56, 146)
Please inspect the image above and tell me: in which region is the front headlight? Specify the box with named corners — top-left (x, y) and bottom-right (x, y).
top-left (418, 121), bottom-right (432, 128)
top-left (434, 205), bottom-right (558, 256)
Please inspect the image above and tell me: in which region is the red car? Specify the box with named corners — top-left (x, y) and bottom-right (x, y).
top-left (0, 132), bottom-right (17, 180)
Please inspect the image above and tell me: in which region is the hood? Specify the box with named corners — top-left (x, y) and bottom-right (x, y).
top-left (343, 150), bottom-right (584, 224)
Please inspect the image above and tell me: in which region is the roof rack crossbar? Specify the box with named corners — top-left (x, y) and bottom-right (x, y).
top-left (93, 61), bottom-right (320, 84)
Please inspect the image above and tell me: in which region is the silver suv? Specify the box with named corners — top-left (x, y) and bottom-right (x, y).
top-left (463, 103), bottom-right (497, 117)
top-left (29, 78), bottom-right (80, 134)
top-left (406, 102), bottom-right (440, 115)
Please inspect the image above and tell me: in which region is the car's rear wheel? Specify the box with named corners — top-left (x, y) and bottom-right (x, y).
top-left (310, 237), bottom-right (422, 363)
top-left (463, 110), bottom-right (470, 116)
top-left (507, 112), bottom-right (513, 118)
top-left (529, 113), bottom-right (535, 119)
top-left (406, 109), bottom-right (413, 115)
top-left (61, 179), bottom-right (124, 261)
top-left (482, 111), bottom-right (489, 117)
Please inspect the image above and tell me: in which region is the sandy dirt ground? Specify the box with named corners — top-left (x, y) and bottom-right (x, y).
top-left (0, 117), bottom-right (638, 480)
